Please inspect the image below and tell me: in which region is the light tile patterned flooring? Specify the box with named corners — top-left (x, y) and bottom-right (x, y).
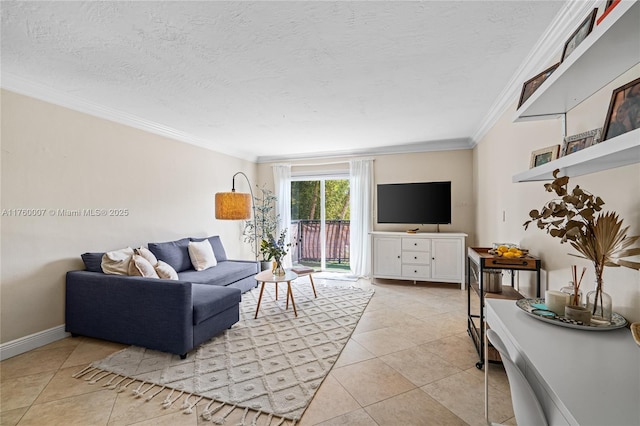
top-left (0, 278), bottom-right (516, 425)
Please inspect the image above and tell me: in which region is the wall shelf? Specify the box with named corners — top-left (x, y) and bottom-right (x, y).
top-left (513, 128), bottom-right (640, 182)
top-left (514, 0), bottom-right (640, 122)
top-left (513, 1), bottom-right (639, 182)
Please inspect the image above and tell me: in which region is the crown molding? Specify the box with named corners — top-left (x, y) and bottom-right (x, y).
top-left (256, 138), bottom-right (473, 164)
top-left (471, 0), bottom-right (600, 146)
top-left (0, 73), bottom-right (258, 162)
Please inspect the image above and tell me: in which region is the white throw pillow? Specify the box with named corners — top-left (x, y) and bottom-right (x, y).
top-left (128, 254), bottom-right (159, 278)
top-left (101, 247), bottom-right (134, 275)
top-left (135, 247), bottom-right (158, 266)
top-left (188, 239), bottom-right (217, 271)
top-left (155, 260), bottom-right (179, 280)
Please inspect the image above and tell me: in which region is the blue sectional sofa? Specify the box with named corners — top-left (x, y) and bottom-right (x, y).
top-left (66, 236), bottom-right (258, 358)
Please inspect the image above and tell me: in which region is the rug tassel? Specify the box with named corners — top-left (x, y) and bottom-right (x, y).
top-left (162, 389), bottom-right (184, 409)
top-left (117, 378), bottom-right (136, 393)
top-left (72, 365), bottom-right (93, 378)
top-left (135, 382), bottom-right (156, 398)
top-left (84, 369), bottom-right (103, 382)
top-left (103, 374), bottom-right (120, 387)
top-left (273, 417), bottom-right (286, 426)
top-left (132, 380), bottom-right (147, 397)
top-left (181, 393), bottom-right (193, 409)
top-left (147, 385), bottom-right (165, 401)
top-left (89, 371), bottom-right (111, 385)
top-left (212, 403), bottom-right (237, 424)
top-left (110, 376), bottom-right (127, 390)
top-left (235, 406), bottom-right (249, 425)
top-left (183, 395), bottom-right (203, 415)
top-left (202, 402), bottom-right (225, 421)
top-left (251, 410), bottom-right (262, 426)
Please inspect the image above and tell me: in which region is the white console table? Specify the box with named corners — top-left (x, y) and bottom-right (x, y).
top-left (485, 299), bottom-right (640, 426)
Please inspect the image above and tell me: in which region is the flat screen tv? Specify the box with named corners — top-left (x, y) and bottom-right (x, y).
top-left (377, 181), bottom-right (451, 224)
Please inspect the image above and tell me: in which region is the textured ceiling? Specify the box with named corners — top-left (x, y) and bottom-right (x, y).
top-left (1, 1), bottom-right (566, 162)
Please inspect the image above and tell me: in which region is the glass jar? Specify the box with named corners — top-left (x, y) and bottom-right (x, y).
top-left (586, 282), bottom-right (612, 325)
top-left (560, 281), bottom-right (583, 306)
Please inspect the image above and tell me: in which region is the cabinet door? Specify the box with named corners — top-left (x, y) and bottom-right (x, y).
top-left (431, 238), bottom-right (463, 281)
top-left (373, 237), bottom-right (402, 277)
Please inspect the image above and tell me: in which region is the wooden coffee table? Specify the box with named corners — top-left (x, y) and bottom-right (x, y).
top-left (254, 270), bottom-right (298, 318)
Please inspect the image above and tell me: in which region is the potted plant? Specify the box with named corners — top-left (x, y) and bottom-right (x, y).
top-left (524, 169), bottom-right (640, 323)
top-left (260, 230), bottom-right (291, 276)
top-left (243, 185), bottom-right (280, 270)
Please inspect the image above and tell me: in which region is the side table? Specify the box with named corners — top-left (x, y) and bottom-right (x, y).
top-left (254, 270), bottom-right (298, 318)
top-left (467, 247), bottom-right (541, 369)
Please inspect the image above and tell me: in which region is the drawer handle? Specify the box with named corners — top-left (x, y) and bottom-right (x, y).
top-left (491, 259), bottom-right (528, 266)
top-left (414, 256), bottom-right (417, 259)
top-left (414, 243), bottom-right (417, 246)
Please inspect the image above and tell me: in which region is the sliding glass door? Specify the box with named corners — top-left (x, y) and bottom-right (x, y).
top-left (290, 178), bottom-right (350, 271)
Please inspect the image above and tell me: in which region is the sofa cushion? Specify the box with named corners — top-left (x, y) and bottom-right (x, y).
top-left (81, 252), bottom-right (105, 273)
top-left (101, 247), bottom-right (134, 275)
top-left (192, 284), bottom-right (242, 325)
top-left (148, 238), bottom-right (192, 272)
top-left (188, 240), bottom-right (217, 271)
top-left (177, 260), bottom-right (257, 287)
top-left (191, 236), bottom-right (228, 262)
top-left (155, 260), bottom-right (179, 280)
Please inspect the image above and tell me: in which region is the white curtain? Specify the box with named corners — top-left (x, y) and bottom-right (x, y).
top-left (349, 158), bottom-right (373, 277)
top-left (272, 164), bottom-right (292, 268)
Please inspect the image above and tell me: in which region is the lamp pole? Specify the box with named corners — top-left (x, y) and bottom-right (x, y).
top-left (231, 172), bottom-right (258, 261)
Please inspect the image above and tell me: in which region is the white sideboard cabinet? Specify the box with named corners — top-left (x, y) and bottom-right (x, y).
top-left (371, 232), bottom-right (467, 289)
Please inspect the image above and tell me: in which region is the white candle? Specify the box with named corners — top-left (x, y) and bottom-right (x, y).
top-left (546, 290), bottom-right (570, 316)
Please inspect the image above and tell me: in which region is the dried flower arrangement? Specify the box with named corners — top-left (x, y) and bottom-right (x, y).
top-left (523, 169), bottom-right (640, 317)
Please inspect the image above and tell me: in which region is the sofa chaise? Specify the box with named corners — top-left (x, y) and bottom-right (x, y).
top-left (66, 235), bottom-right (258, 358)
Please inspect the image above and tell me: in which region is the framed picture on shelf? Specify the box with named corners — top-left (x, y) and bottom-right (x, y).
top-left (518, 63), bottom-right (560, 109)
top-left (601, 77), bottom-right (640, 141)
top-left (529, 145), bottom-right (560, 168)
top-left (561, 8), bottom-right (598, 62)
top-left (596, 0), bottom-right (620, 25)
top-left (560, 128), bottom-right (602, 157)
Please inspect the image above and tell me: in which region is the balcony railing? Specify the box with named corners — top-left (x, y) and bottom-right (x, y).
top-left (290, 220), bottom-right (350, 266)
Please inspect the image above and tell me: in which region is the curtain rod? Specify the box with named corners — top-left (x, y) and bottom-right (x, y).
top-left (278, 157), bottom-right (374, 167)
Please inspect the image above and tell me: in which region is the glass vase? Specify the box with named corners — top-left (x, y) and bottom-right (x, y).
top-left (586, 283), bottom-right (612, 325)
top-left (272, 259), bottom-right (285, 276)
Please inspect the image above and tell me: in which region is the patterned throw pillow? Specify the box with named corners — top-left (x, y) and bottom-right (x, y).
top-left (155, 260), bottom-right (179, 280)
top-left (128, 254), bottom-right (159, 278)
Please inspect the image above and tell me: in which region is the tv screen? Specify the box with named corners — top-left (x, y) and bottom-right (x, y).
top-left (377, 181), bottom-right (451, 224)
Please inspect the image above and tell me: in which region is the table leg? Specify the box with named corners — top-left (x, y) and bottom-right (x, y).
top-left (254, 282), bottom-right (266, 319)
top-left (287, 281), bottom-right (297, 316)
top-left (308, 275), bottom-right (317, 298)
top-left (275, 282), bottom-right (278, 300)
top-left (485, 316), bottom-right (489, 423)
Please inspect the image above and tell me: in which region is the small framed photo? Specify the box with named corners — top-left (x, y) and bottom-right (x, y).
top-left (518, 63), bottom-right (560, 109)
top-left (561, 8), bottom-right (598, 62)
top-left (561, 128), bottom-right (602, 157)
top-left (602, 77), bottom-right (640, 141)
top-left (596, 0), bottom-right (620, 25)
top-left (530, 145), bottom-right (560, 168)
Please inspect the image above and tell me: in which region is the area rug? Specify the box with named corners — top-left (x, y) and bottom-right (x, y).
top-left (74, 281), bottom-right (373, 424)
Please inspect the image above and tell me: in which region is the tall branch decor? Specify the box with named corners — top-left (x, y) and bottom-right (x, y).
top-left (523, 169), bottom-right (640, 320)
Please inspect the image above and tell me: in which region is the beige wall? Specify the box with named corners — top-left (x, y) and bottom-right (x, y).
top-left (473, 65), bottom-right (640, 323)
top-left (257, 149), bottom-right (474, 239)
top-left (0, 90), bottom-right (256, 343)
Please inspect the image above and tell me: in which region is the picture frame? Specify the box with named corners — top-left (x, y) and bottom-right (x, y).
top-left (560, 128), bottom-right (603, 157)
top-left (561, 8), bottom-right (598, 62)
top-left (601, 77), bottom-right (640, 141)
top-left (530, 145), bottom-right (560, 168)
top-left (596, 0), bottom-right (620, 25)
top-left (518, 63), bottom-right (560, 109)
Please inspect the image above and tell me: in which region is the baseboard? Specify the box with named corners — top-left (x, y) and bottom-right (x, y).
top-left (0, 325), bottom-right (70, 361)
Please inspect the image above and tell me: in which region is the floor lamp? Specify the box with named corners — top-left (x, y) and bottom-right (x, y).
top-left (214, 172), bottom-right (257, 260)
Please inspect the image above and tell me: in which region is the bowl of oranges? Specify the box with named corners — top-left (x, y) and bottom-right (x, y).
top-left (489, 244), bottom-right (527, 258)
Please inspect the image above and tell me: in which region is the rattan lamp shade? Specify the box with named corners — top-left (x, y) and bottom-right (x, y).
top-left (215, 192), bottom-right (252, 220)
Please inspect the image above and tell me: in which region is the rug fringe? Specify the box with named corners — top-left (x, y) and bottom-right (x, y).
top-left (212, 403), bottom-right (237, 424)
top-left (72, 365), bottom-right (93, 378)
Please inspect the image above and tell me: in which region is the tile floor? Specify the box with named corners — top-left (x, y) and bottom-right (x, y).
top-left (0, 278), bottom-right (516, 425)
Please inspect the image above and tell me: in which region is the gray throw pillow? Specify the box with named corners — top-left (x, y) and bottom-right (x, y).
top-left (81, 252), bottom-right (105, 273)
top-left (148, 238), bottom-right (192, 272)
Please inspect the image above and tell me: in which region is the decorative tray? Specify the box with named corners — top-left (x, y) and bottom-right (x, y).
top-left (516, 298), bottom-right (627, 331)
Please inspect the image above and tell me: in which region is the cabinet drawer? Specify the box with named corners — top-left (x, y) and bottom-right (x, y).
top-left (482, 256), bottom-right (538, 270)
top-left (402, 265), bottom-right (430, 279)
top-left (402, 252), bottom-right (430, 264)
top-left (402, 238), bottom-right (430, 252)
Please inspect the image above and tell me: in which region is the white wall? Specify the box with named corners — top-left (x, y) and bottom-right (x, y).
top-left (1, 90), bottom-right (256, 344)
top-left (473, 65), bottom-right (640, 323)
